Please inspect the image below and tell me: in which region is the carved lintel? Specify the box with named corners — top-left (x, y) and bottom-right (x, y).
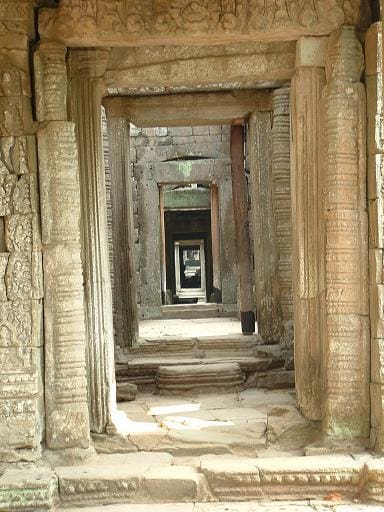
top-left (38, 0), bottom-right (366, 47)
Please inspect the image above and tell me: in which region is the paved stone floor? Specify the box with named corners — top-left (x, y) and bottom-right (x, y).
top-left (62, 501), bottom-right (384, 511)
top-left (139, 317), bottom-right (243, 340)
top-left (110, 388), bottom-right (319, 456)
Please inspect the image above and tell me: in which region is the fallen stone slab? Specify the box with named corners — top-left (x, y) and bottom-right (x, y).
top-left (0, 468), bottom-right (58, 511)
top-left (156, 362), bottom-right (245, 392)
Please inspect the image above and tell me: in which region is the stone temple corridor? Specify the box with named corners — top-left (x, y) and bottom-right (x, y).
top-left (3, 0), bottom-right (384, 510)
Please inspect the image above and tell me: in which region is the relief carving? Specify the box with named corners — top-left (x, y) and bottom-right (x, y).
top-left (39, 0), bottom-right (363, 46)
top-left (0, 1), bottom-right (34, 37)
top-left (0, 253), bottom-right (8, 301)
top-left (5, 252), bottom-right (43, 301)
top-left (0, 174), bottom-right (16, 216)
top-left (0, 300), bottom-right (41, 349)
top-left (0, 136), bottom-right (36, 176)
top-left (12, 174), bottom-right (38, 215)
top-left (5, 214), bottom-right (41, 253)
top-left (38, 122), bottom-right (81, 245)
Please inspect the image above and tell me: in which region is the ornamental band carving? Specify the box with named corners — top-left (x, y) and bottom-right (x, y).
top-left (39, 0), bottom-right (366, 46)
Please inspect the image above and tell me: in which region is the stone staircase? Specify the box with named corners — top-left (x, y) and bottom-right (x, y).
top-left (115, 335), bottom-right (293, 391)
top-left (3, 452), bottom-right (384, 509)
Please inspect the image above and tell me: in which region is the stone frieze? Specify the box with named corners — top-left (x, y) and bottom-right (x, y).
top-left (39, 0), bottom-right (367, 46)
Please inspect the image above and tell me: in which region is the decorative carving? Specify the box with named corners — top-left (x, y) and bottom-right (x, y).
top-left (12, 173), bottom-right (38, 215)
top-left (5, 214), bottom-right (41, 253)
top-left (5, 252), bottom-right (43, 301)
top-left (38, 122), bottom-right (81, 245)
top-left (0, 173), bottom-right (16, 216)
top-left (44, 244), bottom-right (90, 449)
top-left (34, 42), bottom-right (68, 122)
top-left (0, 136), bottom-right (37, 176)
top-left (39, 0), bottom-right (363, 46)
top-left (323, 27), bottom-right (370, 439)
top-left (0, 253), bottom-right (8, 301)
top-left (271, 88), bottom-right (293, 322)
top-left (0, 1), bottom-right (35, 38)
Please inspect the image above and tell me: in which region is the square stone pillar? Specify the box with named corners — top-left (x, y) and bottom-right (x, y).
top-left (322, 27), bottom-right (370, 442)
top-left (290, 38), bottom-right (327, 421)
top-left (68, 48), bottom-right (117, 434)
top-left (35, 42), bottom-right (91, 450)
top-left (248, 110), bottom-right (282, 340)
top-left (271, 87), bottom-right (293, 324)
top-left (104, 113), bottom-right (139, 348)
top-left (366, 22), bottom-right (384, 452)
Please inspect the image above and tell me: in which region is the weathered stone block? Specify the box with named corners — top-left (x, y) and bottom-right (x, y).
top-left (38, 122), bottom-right (81, 244)
top-left (0, 300), bottom-right (42, 348)
top-left (0, 468), bottom-right (58, 510)
top-left (295, 36), bottom-right (327, 68)
top-left (0, 253), bottom-right (8, 301)
top-left (5, 251), bottom-right (43, 301)
top-left (12, 173), bottom-right (38, 214)
top-left (366, 74), bottom-right (384, 156)
top-left (34, 41), bottom-right (67, 122)
top-left (0, 174), bottom-right (17, 216)
top-left (5, 213), bottom-right (41, 252)
top-left (365, 22), bottom-right (382, 76)
top-left (43, 244), bottom-right (89, 449)
top-left (369, 198), bottom-right (384, 249)
top-left (371, 337), bottom-right (384, 383)
top-left (368, 154), bottom-right (384, 200)
top-left (0, 136), bottom-right (37, 176)
top-left (370, 284), bottom-right (384, 339)
top-left (369, 249), bottom-right (384, 284)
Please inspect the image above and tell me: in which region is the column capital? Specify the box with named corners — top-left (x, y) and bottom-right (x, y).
top-left (295, 36), bottom-right (328, 69)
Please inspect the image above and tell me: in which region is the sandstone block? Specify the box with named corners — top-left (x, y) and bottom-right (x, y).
top-left (116, 382), bottom-right (137, 402)
top-left (368, 154), bottom-right (384, 200)
top-left (365, 22), bottom-right (382, 76)
top-left (0, 174), bottom-right (17, 216)
top-left (295, 36), bottom-right (327, 68)
top-left (156, 363), bottom-right (244, 392)
top-left (5, 213), bottom-right (41, 252)
top-left (38, 122), bottom-right (81, 244)
top-left (11, 173), bottom-right (38, 214)
top-left (5, 251), bottom-right (43, 300)
top-left (0, 468), bottom-right (58, 510)
top-left (0, 136), bottom-right (36, 175)
top-left (0, 253), bottom-right (8, 301)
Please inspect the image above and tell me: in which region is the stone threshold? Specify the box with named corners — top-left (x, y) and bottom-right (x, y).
top-left (1, 453), bottom-right (384, 510)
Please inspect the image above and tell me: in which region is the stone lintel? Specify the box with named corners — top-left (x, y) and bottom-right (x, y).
top-left (295, 36), bottom-right (328, 68)
top-left (104, 90), bottom-right (272, 127)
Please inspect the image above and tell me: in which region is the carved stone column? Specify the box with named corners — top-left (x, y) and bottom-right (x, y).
top-left (104, 113), bottom-right (138, 348)
top-left (366, 22), bottom-right (384, 452)
top-left (0, 4), bottom-right (44, 462)
top-left (68, 49), bottom-right (116, 434)
top-left (248, 111), bottom-right (281, 340)
top-left (271, 87), bottom-right (293, 324)
top-left (290, 38), bottom-right (326, 421)
top-left (35, 42), bottom-right (91, 450)
top-left (323, 27), bottom-right (370, 441)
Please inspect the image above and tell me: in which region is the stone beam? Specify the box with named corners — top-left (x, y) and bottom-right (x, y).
top-left (103, 90), bottom-right (272, 127)
top-left (38, 1), bottom-right (366, 47)
top-left (104, 42), bottom-right (296, 91)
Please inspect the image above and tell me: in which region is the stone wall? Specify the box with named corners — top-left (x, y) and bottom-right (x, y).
top-left (104, 124), bottom-right (240, 320)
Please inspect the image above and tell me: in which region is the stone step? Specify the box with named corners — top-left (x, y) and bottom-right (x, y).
top-left (156, 362), bottom-right (245, 392)
top-left (116, 356), bottom-right (282, 387)
top-left (160, 304), bottom-right (236, 319)
top-left (3, 453), bottom-right (382, 510)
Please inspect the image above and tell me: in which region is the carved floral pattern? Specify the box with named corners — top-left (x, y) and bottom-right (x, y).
top-left (39, 0), bottom-right (363, 45)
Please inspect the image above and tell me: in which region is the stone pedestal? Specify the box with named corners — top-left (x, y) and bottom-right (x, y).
top-left (248, 111), bottom-right (281, 340)
top-left (68, 49), bottom-right (116, 434)
top-left (290, 46), bottom-right (326, 421)
top-left (366, 22), bottom-right (384, 452)
top-left (105, 115), bottom-right (138, 349)
top-left (323, 27), bottom-right (370, 441)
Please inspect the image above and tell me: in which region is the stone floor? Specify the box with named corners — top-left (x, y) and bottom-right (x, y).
top-left (139, 317), bottom-right (244, 340)
top-left (95, 388), bottom-right (320, 456)
top-left (61, 501), bottom-right (384, 511)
